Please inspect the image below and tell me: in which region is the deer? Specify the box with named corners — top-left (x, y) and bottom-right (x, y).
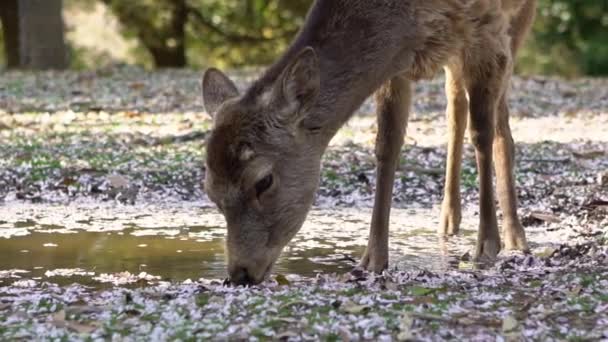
top-left (201, 0), bottom-right (536, 285)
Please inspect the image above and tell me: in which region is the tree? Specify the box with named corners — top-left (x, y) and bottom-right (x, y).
top-left (0, 0), bottom-right (68, 69)
top-left (100, 0), bottom-right (188, 68)
top-left (185, 0), bottom-right (309, 67)
top-left (518, 0), bottom-right (608, 76)
top-left (0, 0), bottom-right (20, 67)
top-left (101, 0), bottom-right (311, 68)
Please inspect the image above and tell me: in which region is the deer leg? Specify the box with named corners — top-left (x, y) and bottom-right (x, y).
top-left (466, 57), bottom-right (509, 262)
top-left (439, 67), bottom-right (468, 236)
top-left (494, 95), bottom-right (529, 251)
top-left (360, 75), bottom-right (411, 273)
top-left (491, 1), bottom-right (535, 252)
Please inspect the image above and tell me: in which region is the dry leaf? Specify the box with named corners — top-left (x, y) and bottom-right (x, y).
top-left (108, 174), bottom-right (129, 189)
top-left (530, 211), bottom-right (560, 223)
top-left (340, 300), bottom-right (370, 314)
top-left (502, 315), bottom-right (519, 332)
top-left (52, 309), bottom-right (66, 324)
top-left (535, 247), bottom-right (557, 258)
top-left (397, 313), bottom-right (414, 341)
top-left (572, 150), bottom-right (605, 159)
top-left (275, 274), bottom-right (290, 286)
top-left (66, 321), bottom-right (98, 334)
top-left (409, 286), bottom-right (435, 296)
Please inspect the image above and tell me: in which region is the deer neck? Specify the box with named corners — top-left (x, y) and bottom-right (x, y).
top-left (247, 1), bottom-right (411, 153)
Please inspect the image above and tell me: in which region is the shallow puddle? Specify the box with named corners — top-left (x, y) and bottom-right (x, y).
top-left (0, 201), bottom-right (567, 286)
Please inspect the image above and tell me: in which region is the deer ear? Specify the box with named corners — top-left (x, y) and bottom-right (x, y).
top-left (279, 47), bottom-right (320, 117)
top-left (202, 68), bottom-right (239, 117)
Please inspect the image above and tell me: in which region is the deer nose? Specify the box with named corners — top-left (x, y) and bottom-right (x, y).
top-left (229, 267), bottom-right (255, 286)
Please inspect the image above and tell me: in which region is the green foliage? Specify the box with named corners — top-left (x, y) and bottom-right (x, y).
top-left (97, 0), bottom-right (310, 68)
top-left (518, 0), bottom-right (608, 76)
top-left (0, 22), bottom-right (5, 68)
top-left (3, 0), bottom-right (608, 75)
top-left (100, 0), bottom-right (608, 75)
top-left (187, 0), bottom-right (311, 68)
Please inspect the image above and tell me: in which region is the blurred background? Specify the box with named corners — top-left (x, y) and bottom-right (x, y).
top-left (0, 0), bottom-right (607, 76)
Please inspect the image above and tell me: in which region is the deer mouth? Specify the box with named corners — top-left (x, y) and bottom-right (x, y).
top-left (228, 259), bottom-right (276, 286)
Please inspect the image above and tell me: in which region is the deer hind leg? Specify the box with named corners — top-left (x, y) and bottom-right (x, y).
top-left (465, 53), bottom-right (512, 262)
top-left (439, 65), bottom-right (469, 236)
top-left (360, 74), bottom-right (411, 273)
top-left (494, 95), bottom-right (528, 251)
top-left (492, 1), bottom-right (535, 252)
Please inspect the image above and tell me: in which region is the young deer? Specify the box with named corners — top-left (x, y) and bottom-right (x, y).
top-left (202, 0), bottom-right (536, 285)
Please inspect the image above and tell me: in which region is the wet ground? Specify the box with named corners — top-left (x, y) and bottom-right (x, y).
top-left (0, 202), bottom-right (463, 286)
top-left (1, 200), bottom-right (595, 289)
top-left (0, 68), bottom-right (607, 340)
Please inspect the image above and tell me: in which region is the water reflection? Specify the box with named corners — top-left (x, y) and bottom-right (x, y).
top-left (0, 202), bottom-right (487, 285)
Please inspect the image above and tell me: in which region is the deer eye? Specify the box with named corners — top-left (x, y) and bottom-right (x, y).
top-left (255, 174), bottom-right (273, 197)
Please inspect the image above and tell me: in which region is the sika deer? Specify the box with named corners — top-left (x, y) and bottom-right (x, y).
top-left (202, 0), bottom-right (536, 285)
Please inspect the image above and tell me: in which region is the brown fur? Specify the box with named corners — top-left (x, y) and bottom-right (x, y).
top-left (202, 0), bottom-right (536, 284)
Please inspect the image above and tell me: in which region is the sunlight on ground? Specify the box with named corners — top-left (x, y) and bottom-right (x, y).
top-left (332, 113), bottom-right (608, 148)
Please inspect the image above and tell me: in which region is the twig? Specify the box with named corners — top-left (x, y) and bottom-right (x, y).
top-left (409, 312), bottom-right (501, 327)
top-left (520, 157), bottom-right (570, 163)
top-left (402, 166), bottom-right (444, 176)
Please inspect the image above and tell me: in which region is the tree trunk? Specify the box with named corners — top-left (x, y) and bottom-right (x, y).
top-left (149, 46), bottom-right (186, 68)
top-left (148, 0), bottom-right (187, 68)
top-left (0, 0), bottom-right (67, 69)
top-left (19, 0), bottom-right (67, 69)
top-left (0, 0), bottom-right (20, 68)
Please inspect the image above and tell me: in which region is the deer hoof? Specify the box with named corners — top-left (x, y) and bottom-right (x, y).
top-left (438, 203), bottom-right (461, 236)
top-left (359, 250), bottom-right (388, 273)
top-left (503, 223), bottom-right (529, 252)
top-left (473, 237), bottom-right (501, 264)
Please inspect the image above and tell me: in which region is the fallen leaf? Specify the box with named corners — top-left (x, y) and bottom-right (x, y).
top-left (279, 300), bottom-right (311, 310)
top-left (502, 314), bottom-right (519, 332)
top-left (66, 321), bottom-right (98, 334)
top-left (52, 309), bottom-right (66, 324)
top-left (535, 247), bottom-right (557, 258)
top-left (529, 211), bottom-right (560, 224)
top-left (340, 300), bottom-right (371, 314)
top-left (65, 305), bottom-right (103, 316)
top-left (384, 279), bottom-right (399, 291)
top-left (397, 313), bottom-right (414, 341)
top-left (276, 331), bottom-right (298, 339)
top-left (409, 286), bottom-right (435, 296)
top-left (124, 308), bottom-right (141, 316)
top-left (129, 82), bottom-right (145, 90)
top-left (572, 150), bottom-right (605, 159)
top-left (275, 274), bottom-right (290, 286)
top-left (583, 199), bottom-right (608, 210)
top-left (209, 296), bottom-right (225, 306)
top-left (337, 326), bottom-right (352, 342)
top-left (569, 285), bottom-right (583, 296)
top-left (277, 317), bottom-right (298, 324)
top-left (598, 172), bottom-right (608, 187)
top-left (108, 175), bottom-right (129, 189)
top-left (404, 296), bottom-right (436, 305)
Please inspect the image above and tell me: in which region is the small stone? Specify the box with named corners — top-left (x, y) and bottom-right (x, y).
top-left (598, 171), bottom-right (608, 187)
top-left (502, 314), bottom-right (519, 332)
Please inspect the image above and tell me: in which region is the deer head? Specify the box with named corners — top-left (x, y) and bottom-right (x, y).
top-left (202, 48), bottom-right (323, 285)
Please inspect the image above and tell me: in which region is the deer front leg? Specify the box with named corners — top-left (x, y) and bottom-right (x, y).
top-left (494, 96), bottom-right (528, 251)
top-left (439, 66), bottom-right (468, 236)
top-left (360, 75), bottom-right (411, 273)
top-left (466, 60), bottom-right (507, 262)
